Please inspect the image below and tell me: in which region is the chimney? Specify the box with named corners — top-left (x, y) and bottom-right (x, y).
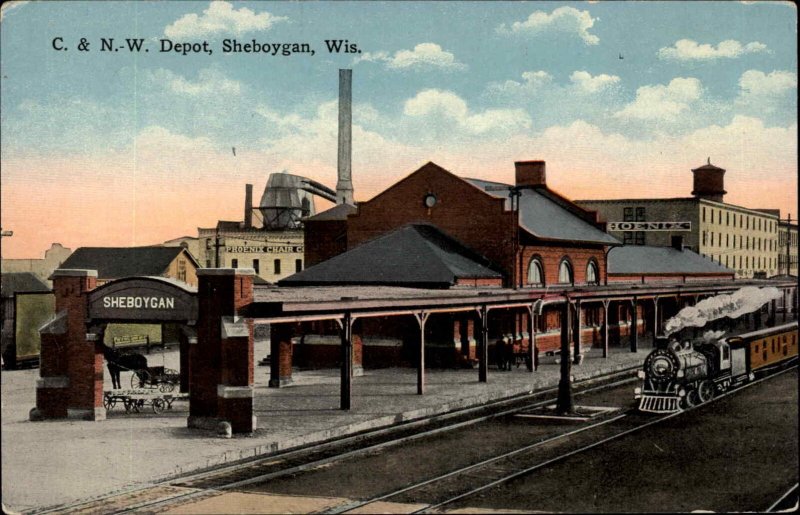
top-left (244, 183), bottom-right (253, 228)
top-left (336, 69), bottom-right (354, 205)
top-left (691, 159), bottom-right (726, 203)
top-left (671, 235), bottom-right (684, 251)
top-left (515, 160), bottom-right (546, 188)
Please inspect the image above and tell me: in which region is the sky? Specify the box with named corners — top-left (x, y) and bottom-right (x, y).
top-left (1, 1), bottom-right (797, 258)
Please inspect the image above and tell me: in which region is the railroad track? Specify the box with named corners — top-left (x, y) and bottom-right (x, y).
top-left (35, 365), bottom-right (795, 514)
top-left (322, 365), bottom-right (798, 514)
top-left (36, 369), bottom-right (636, 515)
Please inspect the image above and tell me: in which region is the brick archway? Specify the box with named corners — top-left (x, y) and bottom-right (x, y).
top-left (31, 271), bottom-right (199, 422)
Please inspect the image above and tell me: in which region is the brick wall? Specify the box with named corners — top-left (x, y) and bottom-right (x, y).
top-left (347, 163), bottom-right (516, 281)
top-left (305, 219), bottom-right (348, 267)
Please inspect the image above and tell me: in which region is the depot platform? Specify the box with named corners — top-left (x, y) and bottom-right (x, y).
top-left (1, 338), bottom-right (648, 513)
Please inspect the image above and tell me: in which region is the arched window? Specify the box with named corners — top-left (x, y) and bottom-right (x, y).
top-left (558, 259), bottom-right (573, 284)
top-left (527, 257), bottom-right (544, 286)
top-left (586, 261), bottom-right (599, 285)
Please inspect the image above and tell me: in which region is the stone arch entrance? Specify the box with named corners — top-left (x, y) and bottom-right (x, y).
top-left (31, 271), bottom-right (197, 421)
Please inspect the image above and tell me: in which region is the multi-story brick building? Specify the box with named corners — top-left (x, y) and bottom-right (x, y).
top-left (576, 161), bottom-right (780, 279)
top-left (778, 217), bottom-right (798, 277)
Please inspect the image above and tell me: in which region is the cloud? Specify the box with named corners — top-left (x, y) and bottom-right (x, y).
top-left (658, 39), bottom-right (769, 61)
top-left (614, 77), bottom-right (703, 121)
top-left (738, 69), bottom-right (797, 96)
top-left (569, 71), bottom-right (620, 93)
top-left (148, 68), bottom-right (242, 96)
top-left (356, 43), bottom-right (467, 71)
top-left (735, 69), bottom-right (797, 116)
top-left (497, 6), bottom-right (599, 45)
top-left (164, 1), bottom-right (287, 39)
top-left (403, 89), bottom-right (531, 135)
top-left (485, 70), bottom-right (553, 96)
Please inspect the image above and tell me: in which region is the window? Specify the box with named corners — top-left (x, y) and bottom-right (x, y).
top-left (274, 259), bottom-right (281, 274)
top-left (702, 207), bottom-right (706, 222)
top-left (558, 259), bottom-right (573, 284)
top-left (726, 234), bottom-right (729, 247)
top-left (718, 211), bottom-right (722, 224)
top-left (635, 231), bottom-right (645, 245)
top-left (711, 232), bottom-right (714, 246)
top-left (253, 259), bottom-right (260, 274)
top-left (726, 212), bottom-right (730, 226)
top-left (725, 256), bottom-right (729, 267)
top-left (702, 231), bottom-right (707, 246)
top-left (623, 207), bottom-right (634, 222)
top-left (624, 232), bottom-right (634, 245)
top-left (177, 259), bottom-right (187, 282)
top-left (295, 259), bottom-right (303, 273)
top-left (231, 258), bottom-right (238, 269)
top-left (527, 257), bottom-right (544, 286)
top-left (206, 259), bottom-right (212, 268)
top-left (635, 207), bottom-right (646, 221)
top-left (586, 261), bottom-right (599, 285)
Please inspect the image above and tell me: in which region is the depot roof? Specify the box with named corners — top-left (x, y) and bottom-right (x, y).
top-left (1, 272), bottom-right (50, 297)
top-left (608, 246), bottom-right (733, 275)
top-left (466, 178), bottom-right (620, 246)
top-left (279, 224), bottom-right (502, 288)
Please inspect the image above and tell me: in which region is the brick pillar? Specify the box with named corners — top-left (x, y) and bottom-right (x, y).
top-left (466, 319), bottom-right (476, 360)
top-left (269, 323), bottom-right (294, 387)
top-left (188, 269), bottom-right (255, 434)
top-left (33, 269), bottom-right (103, 421)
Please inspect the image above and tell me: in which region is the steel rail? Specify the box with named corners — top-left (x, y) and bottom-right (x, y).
top-left (91, 372), bottom-right (638, 515)
top-left (410, 364), bottom-right (798, 514)
top-left (766, 482), bottom-right (799, 513)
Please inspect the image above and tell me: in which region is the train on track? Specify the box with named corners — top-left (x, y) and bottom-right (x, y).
top-left (635, 322), bottom-right (798, 413)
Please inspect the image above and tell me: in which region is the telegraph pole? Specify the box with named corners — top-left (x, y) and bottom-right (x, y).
top-left (0, 228), bottom-right (13, 261)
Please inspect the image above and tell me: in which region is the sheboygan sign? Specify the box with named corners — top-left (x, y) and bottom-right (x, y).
top-left (87, 277), bottom-right (197, 322)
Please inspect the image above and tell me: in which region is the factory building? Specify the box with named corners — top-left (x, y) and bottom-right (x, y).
top-left (576, 161), bottom-right (781, 279)
top-left (778, 217), bottom-right (798, 278)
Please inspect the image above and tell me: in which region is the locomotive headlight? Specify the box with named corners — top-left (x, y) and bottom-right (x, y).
top-left (679, 388), bottom-right (686, 397)
top-left (676, 370), bottom-right (684, 378)
top-left (637, 370), bottom-right (645, 379)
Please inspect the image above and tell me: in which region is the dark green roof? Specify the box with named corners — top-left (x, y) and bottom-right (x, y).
top-left (58, 247), bottom-right (197, 280)
top-left (608, 246), bottom-right (733, 275)
top-left (280, 224), bottom-right (502, 288)
top-left (1, 273), bottom-right (50, 297)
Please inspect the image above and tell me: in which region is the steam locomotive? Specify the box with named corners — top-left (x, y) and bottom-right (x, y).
top-left (635, 322), bottom-right (798, 413)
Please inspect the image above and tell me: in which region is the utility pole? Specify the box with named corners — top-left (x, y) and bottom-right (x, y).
top-left (0, 228), bottom-right (13, 261)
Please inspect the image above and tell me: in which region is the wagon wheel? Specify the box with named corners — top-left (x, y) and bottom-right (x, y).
top-left (697, 380), bottom-right (715, 404)
top-left (103, 394), bottom-right (117, 410)
top-left (159, 381), bottom-right (175, 393)
top-left (123, 398), bottom-right (136, 413)
top-left (131, 369), bottom-right (151, 389)
top-left (152, 398), bottom-right (165, 414)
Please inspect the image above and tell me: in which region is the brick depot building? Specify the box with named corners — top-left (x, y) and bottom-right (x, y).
top-left (282, 160), bottom-right (737, 372)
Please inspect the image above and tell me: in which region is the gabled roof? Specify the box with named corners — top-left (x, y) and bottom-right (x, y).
top-left (1, 272), bottom-right (50, 297)
top-left (280, 224), bottom-right (502, 288)
top-left (608, 246), bottom-right (733, 275)
top-left (58, 247), bottom-right (198, 280)
top-left (305, 203), bottom-right (357, 222)
top-left (466, 179), bottom-right (620, 246)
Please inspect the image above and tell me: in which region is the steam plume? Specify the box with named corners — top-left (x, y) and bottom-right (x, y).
top-left (664, 286), bottom-right (781, 336)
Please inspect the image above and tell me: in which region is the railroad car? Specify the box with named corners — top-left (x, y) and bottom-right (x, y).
top-left (635, 322), bottom-right (798, 413)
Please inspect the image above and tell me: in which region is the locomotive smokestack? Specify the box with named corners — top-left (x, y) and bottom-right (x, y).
top-left (336, 69), bottom-right (354, 205)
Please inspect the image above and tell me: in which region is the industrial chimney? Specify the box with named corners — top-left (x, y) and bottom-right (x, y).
top-left (336, 69), bottom-right (354, 205)
top-left (244, 183), bottom-right (253, 228)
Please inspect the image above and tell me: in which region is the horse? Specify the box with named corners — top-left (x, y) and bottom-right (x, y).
top-left (102, 344), bottom-right (148, 389)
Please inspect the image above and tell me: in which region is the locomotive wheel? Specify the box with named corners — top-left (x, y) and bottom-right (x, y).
top-left (685, 390), bottom-right (699, 408)
top-left (697, 380), bottom-right (715, 403)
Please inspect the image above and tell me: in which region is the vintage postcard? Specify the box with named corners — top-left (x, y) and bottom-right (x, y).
top-left (1, 1), bottom-right (797, 513)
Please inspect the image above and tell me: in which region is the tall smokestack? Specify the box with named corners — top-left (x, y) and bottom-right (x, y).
top-left (336, 69), bottom-right (354, 205)
top-left (244, 183), bottom-right (253, 228)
